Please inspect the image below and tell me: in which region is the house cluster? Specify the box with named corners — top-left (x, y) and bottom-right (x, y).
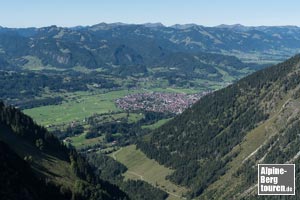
top-left (115, 91), bottom-right (210, 114)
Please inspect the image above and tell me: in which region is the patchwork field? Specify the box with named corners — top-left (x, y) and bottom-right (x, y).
top-left (111, 145), bottom-right (188, 199)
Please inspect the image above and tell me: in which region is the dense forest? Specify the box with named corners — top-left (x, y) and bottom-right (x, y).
top-left (0, 70), bottom-right (119, 108)
top-left (83, 111), bottom-right (173, 145)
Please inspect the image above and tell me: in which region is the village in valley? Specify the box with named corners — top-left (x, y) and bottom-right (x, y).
top-left (115, 91), bottom-right (211, 114)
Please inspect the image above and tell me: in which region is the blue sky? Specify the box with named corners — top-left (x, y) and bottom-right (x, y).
top-left (0, 0), bottom-right (299, 27)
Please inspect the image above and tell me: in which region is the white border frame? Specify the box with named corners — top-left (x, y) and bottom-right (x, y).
top-left (258, 164), bottom-right (295, 196)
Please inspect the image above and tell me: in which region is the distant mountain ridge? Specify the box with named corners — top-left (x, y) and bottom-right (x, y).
top-left (0, 23), bottom-right (299, 68)
top-left (1, 23), bottom-right (299, 87)
top-left (0, 23), bottom-right (275, 86)
top-left (2, 22), bottom-right (298, 29)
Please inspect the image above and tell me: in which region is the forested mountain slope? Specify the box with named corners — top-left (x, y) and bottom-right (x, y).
top-left (138, 55), bottom-right (300, 199)
top-left (0, 140), bottom-right (70, 200)
top-left (0, 101), bottom-right (128, 200)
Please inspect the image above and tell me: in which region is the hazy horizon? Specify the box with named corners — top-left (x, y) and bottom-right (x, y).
top-left (1, 22), bottom-right (300, 29)
top-left (1, 0), bottom-right (300, 28)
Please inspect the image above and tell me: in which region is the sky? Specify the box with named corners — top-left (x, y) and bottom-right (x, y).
top-left (0, 0), bottom-right (300, 28)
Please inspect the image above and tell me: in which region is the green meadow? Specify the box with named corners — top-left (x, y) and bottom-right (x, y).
top-left (24, 90), bottom-right (137, 126)
top-left (111, 145), bottom-right (188, 199)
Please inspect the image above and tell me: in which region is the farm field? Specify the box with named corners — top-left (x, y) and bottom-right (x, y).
top-left (111, 145), bottom-right (188, 199)
top-left (23, 90), bottom-right (140, 126)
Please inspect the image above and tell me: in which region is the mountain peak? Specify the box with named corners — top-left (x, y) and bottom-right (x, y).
top-left (90, 22), bottom-right (128, 30)
top-left (142, 22), bottom-right (165, 28)
top-left (170, 23), bottom-right (200, 29)
top-left (216, 24), bottom-right (250, 31)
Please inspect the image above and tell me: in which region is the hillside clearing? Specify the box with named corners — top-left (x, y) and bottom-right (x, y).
top-left (110, 145), bottom-right (188, 199)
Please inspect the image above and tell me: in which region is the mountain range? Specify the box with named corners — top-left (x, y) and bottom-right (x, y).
top-left (1, 23), bottom-right (300, 65)
top-left (1, 23), bottom-right (300, 70)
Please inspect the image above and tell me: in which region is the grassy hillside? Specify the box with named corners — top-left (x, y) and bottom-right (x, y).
top-left (111, 145), bottom-right (188, 199)
top-left (0, 140), bottom-right (70, 200)
top-left (202, 94), bottom-right (293, 199)
top-left (0, 125), bottom-right (78, 188)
